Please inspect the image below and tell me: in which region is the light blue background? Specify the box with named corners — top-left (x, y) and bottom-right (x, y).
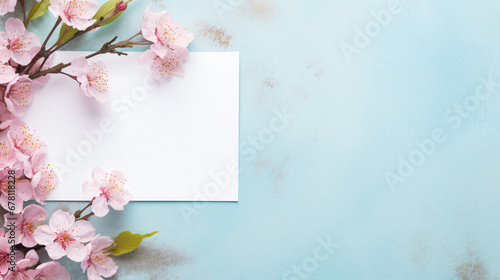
top-left (5, 0), bottom-right (500, 279)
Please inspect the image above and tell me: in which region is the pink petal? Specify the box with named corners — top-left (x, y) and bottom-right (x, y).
top-left (92, 196), bottom-right (109, 217)
top-left (45, 242), bottom-right (66, 260)
top-left (0, 64), bottom-right (16, 84)
top-left (48, 210), bottom-right (74, 232)
top-left (65, 241), bottom-right (88, 262)
top-left (5, 18), bottom-right (26, 39)
top-left (33, 225), bottom-right (56, 245)
top-left (71, 220), bottom-right (95, 242)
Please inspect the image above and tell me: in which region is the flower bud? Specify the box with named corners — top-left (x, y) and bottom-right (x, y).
top-left (116, 1), bottom-right (127, 11)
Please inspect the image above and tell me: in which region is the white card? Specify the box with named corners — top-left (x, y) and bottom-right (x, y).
top-left (22, 51), bottom-right (239, 201)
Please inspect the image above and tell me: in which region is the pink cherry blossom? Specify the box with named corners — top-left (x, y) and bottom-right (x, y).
top-left (4, 205), bottom-right (47, 247)
top-left (34, 210), bottom-right (95, 262)
top-left (139, 48), bottom-right (189, 80)
top-left (0, 168), bottom-right (32, 213)
top-left (7, 120), bottom-right (47, 162)
top-left (0, 141), bottom-right (16, 169)
top-left (24, 152), bottom-right (58, 204)
top-left (142, 5), bottom-right (194, 59)
top-left (0, 0), bottom-right (16, 15)
top-left (49, 0), bottom-right (98, 30)
top-left (81, 235), bottom-right (118, 280)
top-left (0, 18), bottom-right (41, 65)
top-left (0, 235), bottom-right (15, 274)
top-left (72, 57), bottom-right (108, 103)
top-left (34, 261), bottom-right (70, 280)
top-left (83, 168), bottom-right (131, 217)
top-left (4, 249), bottom-right (38, 280)
top-left (3, 77), bottom-right (34, 117)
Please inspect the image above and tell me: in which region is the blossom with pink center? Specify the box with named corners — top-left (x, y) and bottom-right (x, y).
top-left (34, 261), bottom-right (70, 280)
top-left (49, 0), bottom-right (98, 30)
top-left (71, 57), bottom-right (108, 103)
top-left (0, 141), bottom-right (16, 169)
top-left (139, 48), bottom-right (189, 80)
top-left (0, 18), bottom-right (41, 65)
top-left (24, 152), bottom-right (58, 204)
top-left (0, 235), bottom-right (16, 274)
top-left (142, 5), bottom-right (194, 59)
top-left (0, 0), bottom-right (16, 15)
top-left (4, 249), bottom-right (38, 280)
top-left (82, 168), bottom-right (131, 217)
top-left (3, 76), bottom-right (34, 117)
top-left (7, 120), bottom-right (47, 162)
top-left (4, 205), bottom-right (47, 247)
top-left (34, 210), bottom-right (95, 262)
top-left (0, 168), bottom-right (32, 213)
top-left (81, 235), bottom-right (118, 280)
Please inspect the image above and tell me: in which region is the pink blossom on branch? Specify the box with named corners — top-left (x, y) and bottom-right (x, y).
top-left (24, 152), bottom-right (58, 204)
top-left (49, 0), bottom-right (99, 30)
top-left (3, 76), bottom-right (34, 117)
top-left (82, 235), bottom-right (118, 280)
top-left (139, 47), bottom-right (189, 80)
top-left (83, 168), bottom-right (132, 217)
top-left (4, 249), bottom-right (39, 280)
top-left (0, 0), bottom-right (16, 16)
top-left (4, 204), bottom-right (47, 247)
top-left (72, 57), bottom-right (108, 103)
top-left (34, 210), bottom-right (95, 262)
top-left (0, 168), bottom-right (32, 213)
top-left (142, 5), bottom-right (194, 59)
top-left (0, 18), bottom-right (41, 65)
top-left (7, 120), bottom-right (47, 162)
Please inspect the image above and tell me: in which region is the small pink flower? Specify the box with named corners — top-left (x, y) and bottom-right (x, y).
top-left (7, 120), bottom-right (47, 162)
top-left (49, 0), bottom-right (98, 30)
top-left (34, 261), bottom-right (70, 280)
top-left (81, 235), bottom-right (118, 280)
top-left (0, 0), bottom-right (16, 15)
top-left (0, 18), bottom-right (41, 65)
top-left (142, 5), bottom-right (194, 59)
top-left (0, 64), bottom-right (16, 84)
top-left (3, 76), bottom-right (34, 117)
top-left (24, 152), bottom-right (58, 204)
top-left (4, 204), bottom-right (47, 247)
top-left (34, 210), bottom-right (95, 262)
top-left (83, 168), bottom-right (131, 217)
top-left (72, 57), bottom-right (108, 103)
top-left (4, 249), bottom-right (38, 280)
top-left (139, 48), bottom-right (189, 80)
top-left (0, 168), bottom-right (32, 213)
top-left (0, 141), bottom-right (16, 169)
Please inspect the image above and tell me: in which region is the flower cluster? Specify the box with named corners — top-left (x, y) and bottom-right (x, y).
top-left (0, 0), bottom-right (187, 279)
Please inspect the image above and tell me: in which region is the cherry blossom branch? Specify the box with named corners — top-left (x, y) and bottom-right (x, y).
top-left (28, 36), bottom-right (135, 80)
top-left (76, 212), bottom-right (94, 221)
top-left (74, 198), bottom-right (94, 218)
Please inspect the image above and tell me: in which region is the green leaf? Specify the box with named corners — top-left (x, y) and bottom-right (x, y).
top-left (57, 23), bottom-right (78, 44)
top-left (27, 0), bottom-right (51, 23)
top-left (108, 231), bottom-right (159, 256)
top-left (93, 0), bottom-right (128, 27)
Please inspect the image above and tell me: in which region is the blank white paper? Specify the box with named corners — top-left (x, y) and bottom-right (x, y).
top-left (22, 51), bottom-right (239, 201)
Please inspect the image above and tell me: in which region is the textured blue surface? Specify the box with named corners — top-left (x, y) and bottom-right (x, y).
top-left (4, 0), bottom-right (500, 279)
